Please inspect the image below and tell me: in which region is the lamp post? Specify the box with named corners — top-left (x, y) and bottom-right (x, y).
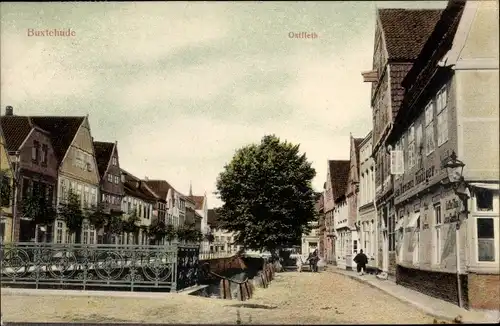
top-left (442, 151), bottom-right (469, 309)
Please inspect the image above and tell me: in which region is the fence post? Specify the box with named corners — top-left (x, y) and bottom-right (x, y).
top-left (172, 243), bottom-right (178, 293)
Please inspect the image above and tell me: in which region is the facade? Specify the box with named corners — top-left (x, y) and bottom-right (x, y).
top-left (357, 131), bottom-right (377, 269)
top-left (362, 8), bottom-right (443, 276)
top-left (0, 126), bottom-right (14, 243)
top-left (207, 208), bottom-right (240, 253)
top-left (323, 160), bottom-right (350, 264)
top-left (188, 187), bottom-right (209, 250)
top-left (120, 169), bottom-right (155, 245)
top-left (1, 112), bottom-right (60, 243)
top-left (386, 0), bottom-right (499, 310)
top-left (93, 141), bottom-right (125, 215)
top-left (301, 221), bottom-right (319, 255)
top-left (142, 179), bottom-right (171, 228)
top-left (331, 160), bottom-right (351, 269)
top-left (185, 197), bottom-right (202, 231)
top-left (318, 193), bottom-right (325, 258)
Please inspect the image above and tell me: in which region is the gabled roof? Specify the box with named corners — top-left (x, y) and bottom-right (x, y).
top-left (93, 141), bottom-right (114, 179)
top-left (354, 137), bottom-right (364, 169)
top-left (121, 169), bottom-right (158, 202)
top-left (378, 8), bottom-right (444, 61)
top-left (29, 116), bottom-right (85, 163)
top-left (0, 116), bottom-right (33, 152)
top-left (207, 208), bottom-right (219, 228)
top-left (143, 179), bottom-right (175, 201)
top-left (388, 1), bottom-right (466, 143)
top-left (189, 195), bottom-right (205, 210)
top-left (328, 160), bottom-right (351, 201)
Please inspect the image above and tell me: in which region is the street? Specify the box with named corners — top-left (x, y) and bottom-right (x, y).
top-left (1, 270), bottom-right (435, 324)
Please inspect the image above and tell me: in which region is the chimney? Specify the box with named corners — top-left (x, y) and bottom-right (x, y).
top-left (5, 106), bottom-right (13, 116)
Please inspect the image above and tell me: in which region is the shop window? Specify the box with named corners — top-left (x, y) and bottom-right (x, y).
top-left (477, 218), bottom-right (495, 262)
top-left (476, 189), bottom-right (493, 211)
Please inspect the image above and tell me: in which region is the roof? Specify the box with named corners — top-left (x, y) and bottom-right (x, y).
top-left (93, 141), bottom-right (114, 179)
top-left (207, 208), bottom-right (219, 228)
top-left (189, 195), bottom-right (205, 210)
top-left (29, 116), bottom-right (85, 163)
top-left (143, 179), bottom-right (175, 201)
top-left (388, 1), bottom-right (466, 143)
top-left (389, 63), bottom-right (414, 116)
top-left (0, 116), bottom-right (33, 152)
top-left (121, 169), bottom-right (158, 202)
top-left (378, 8), bottom-right (444, 61)
top-left (328, 160), bottom-right (351, 201)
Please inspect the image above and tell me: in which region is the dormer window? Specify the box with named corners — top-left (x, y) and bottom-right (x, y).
top-left (112, 157), bottom-right (117, 166)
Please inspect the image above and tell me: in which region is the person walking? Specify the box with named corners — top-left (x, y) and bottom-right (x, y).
top-left (353, 249), bottom-right (368, 275)
top-left (308, 249), bottom-right (319, 272)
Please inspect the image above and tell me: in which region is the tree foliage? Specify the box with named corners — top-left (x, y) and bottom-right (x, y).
top-left (177, 222), bottom-right (202, 243)
top-left (215, 134), bottom-right (317, 253)
top-left (123, 209), bottom-right (140, 234)
top-left (58, 190), bottom-right (85, 241)
top-left (86, 204), bottom-right (124, 243)
top-left (0, 170), bottom-right (12, 207)
top-left (22, 191), bottom-right (57, 227)
top-left (148, 218), bottom-right (167, 244)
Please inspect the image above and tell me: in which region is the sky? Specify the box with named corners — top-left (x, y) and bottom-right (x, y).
top-left (0, 1), bottom-right (447, 208)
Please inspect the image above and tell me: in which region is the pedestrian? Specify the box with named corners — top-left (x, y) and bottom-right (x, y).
top-left (308, 249), bottom-right (319, 272)
top-left (353, 249), bottom-right (368, 275)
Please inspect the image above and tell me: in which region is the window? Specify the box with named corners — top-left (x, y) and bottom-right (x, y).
top-left (31, 141), bottom-right (40, 162)
top-left (415, 124), bottom-right (423, 165)
top-left (388, 209), bottom-right (396, 251)
top-left (114, 176), bottom-right (119, 184)
top-left (112, 157), bottom-right (117, 166)
top-left (476, 189), bottom-right (493, 211)
top-left (433, 204), bottom-right (442, 265)
top-left (41, 144), bottom-right (48, 164)
top-left (477, 218), bottom-right (495, 262)
top-left (436, 86), bottom-right (449, 146)
top-left (56, 221), bottom-right (63, 244)
top-left (107, 173), bottom-right (113, 182)
top-left (425, 101), bottom-right (435, 155)
top-left (60, 179), bottom-right (68, 201)
top-left (407, 126), bottom-right (415, 169)
top-left (77, 184), bottom-right (82, 203)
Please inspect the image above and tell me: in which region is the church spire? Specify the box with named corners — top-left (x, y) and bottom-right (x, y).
top-left (189, 181), bottom-right (193, 196)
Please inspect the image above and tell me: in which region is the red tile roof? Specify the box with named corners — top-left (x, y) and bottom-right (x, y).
top-left (207, 208), bottom-right (219, 228)
top-left (378, 9), bottom-right (443, 61)
top-left (0, 116), bottom-right (32, 152)
top-left (93, 141), bottom-right (114, 179)
top-left (143, 179), bottom-right (175, 201)
top-left (189, 195), bottom-right (205, 210)
top-left (328, 160), bottom-right (351, 201)
top-left (390, 63), bottom-right (414, 116)
top-left (29, 116), bottom-right (85, 163)
top-left (121, 169), bottom-right (157, 202)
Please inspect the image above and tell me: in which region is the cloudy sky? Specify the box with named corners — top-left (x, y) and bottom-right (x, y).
top-left (1, 1), bottom-right (447, 208)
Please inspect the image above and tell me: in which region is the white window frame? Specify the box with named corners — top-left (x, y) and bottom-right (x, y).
top-left (107, 173), bottom-right (113, 183)
top-left (425, 101), bottom-right (435, 155)
top-left (436, 85), bottom-right (449, 146)
top-left (475, 216), bottom-right (498, 264)
top-left (433, 204), bottom-right (442, 265)
top-left (56, 221), bottom-right (64, 244)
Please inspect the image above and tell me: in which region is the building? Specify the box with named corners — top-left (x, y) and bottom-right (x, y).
top-left (331, 160), bottom-right (351, 269)
top-left (302, 222), bottom-right (319, 256)
top-left (0, 125), bottom-right (14, 243)
top-left (318, 193), bottom-right (325, 258)
top-left (188, 186), bottom-right (209, 251)
top-left (362, 7), bottom-right (443, 277)
top-left (206, 208), bottom-right (240, 253)
top-left (185, 197), bottom-right (202, 232)
top-left (93, 140), bottom-right (125, 243)
top-left (357, 131), bottom-right (377, 269)
top-left (1, 110), bottom-right (59, 242)
top-left (120, 169), bottom-right (156, 244)
top-left (142, 179), bottom-right (172, 230)
top-left (385, 0), bottom-right (499, 310)
top-left (323, 160), bottom-right (350, 264)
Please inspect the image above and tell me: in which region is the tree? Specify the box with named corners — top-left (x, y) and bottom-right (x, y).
top-left (123, 209), bottom-right (140, 244)
top-left (165, 224), bottom-right (176, 244)
top-left (0, 170), bottom-right (12, 208)
top-left (22, 190), bottom-right (57, 227)
top-left (58, 190), bottom-right (85, 243)
top-left (215, 134), bottom-right (317, 256)
top-left (148, 218), bottom-right (166, 244)
top-left (176, 223), bottom-right (189, 243)
top-left (86, 204), bottom-right (124, 244)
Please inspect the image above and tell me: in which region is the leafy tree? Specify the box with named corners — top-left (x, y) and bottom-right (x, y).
top-left (148, 218), bottom-right (166, 244)
top-left (204, 231), bottom-right (215, 243)
top-left (86, 204), bottom-right (124, 244)
top-left (215, 134), bottom-right (317, 257)
top-left (123, 209), bottom-right (140, 244)
top-left (58, 189), bottom-right (85, 243)
top-left (165, 224), bottom-right (177, 244)
top-left (176, 223), bottom-right (189, 243)
top-left (0, 170), bottom-right (12, 207)
top-left (86, 203), bottom-right (107, 231)
top-left (22, 190), bottom-right (57, 227)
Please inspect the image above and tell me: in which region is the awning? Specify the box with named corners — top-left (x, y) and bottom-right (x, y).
top-left (395, 217), bottom-right (405, 230)
top-left (407, 213), bottom-right (421, 229)
top-left (470, 183), bottom-right (499, 191)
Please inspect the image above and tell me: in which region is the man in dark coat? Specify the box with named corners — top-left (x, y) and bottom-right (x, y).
top-left (307, 249), bottom-right (319, 272)
top-left (353, 249), bottom-right (368, 275)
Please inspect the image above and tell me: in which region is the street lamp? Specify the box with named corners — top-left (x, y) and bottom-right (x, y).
top-left (442, 150), bottom-right (469, 309)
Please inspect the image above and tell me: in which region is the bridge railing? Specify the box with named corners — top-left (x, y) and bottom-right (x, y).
top-left (0, 242), bottom-right (200, 292)
top-left (199, 250), bottom-right (239, 260)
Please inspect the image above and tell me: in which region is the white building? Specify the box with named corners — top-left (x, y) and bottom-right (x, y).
top-left (301, 221), bottom-right (319, 255)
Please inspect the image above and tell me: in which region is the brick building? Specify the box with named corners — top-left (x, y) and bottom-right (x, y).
top-left (386, 0), bottom-right (499, 310)
top-left (362, 7), bottom-right (443, 277)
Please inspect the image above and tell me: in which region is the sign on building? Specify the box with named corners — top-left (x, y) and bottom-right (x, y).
top-left (390, 150), bottom-right (404, 175)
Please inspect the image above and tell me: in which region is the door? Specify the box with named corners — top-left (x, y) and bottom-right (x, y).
top-left (383, 231), bottom-right (389, 272)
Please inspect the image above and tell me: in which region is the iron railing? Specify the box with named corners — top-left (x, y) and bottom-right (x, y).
top-left (0, 242), bottom-right (200, 292)
top-left (199, 250), bottom-right (238, 260)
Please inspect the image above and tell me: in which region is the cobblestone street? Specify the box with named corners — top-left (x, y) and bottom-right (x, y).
top-left (1, 270), bottom-right (435, 324)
